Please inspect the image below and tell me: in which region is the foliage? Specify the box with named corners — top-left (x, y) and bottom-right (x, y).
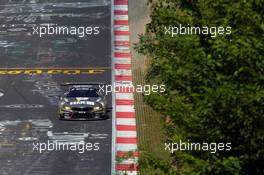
top-left (136, 0), bottom-right (264, 174)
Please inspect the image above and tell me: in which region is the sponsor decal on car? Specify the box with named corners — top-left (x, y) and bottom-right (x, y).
top-left (69, 101), bottom-right (95, 105)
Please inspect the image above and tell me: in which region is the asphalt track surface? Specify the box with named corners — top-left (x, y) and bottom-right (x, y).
top-left (0, 0), bottom-right (112, 175)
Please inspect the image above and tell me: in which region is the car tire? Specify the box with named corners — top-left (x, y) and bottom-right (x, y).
top-left (102, 114), bottom-right (109, 120)
top-left (59, 115), bottom-right (64, 120)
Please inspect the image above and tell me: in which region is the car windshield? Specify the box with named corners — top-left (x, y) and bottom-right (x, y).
top-left (66, 89), bottom-right (99, 98)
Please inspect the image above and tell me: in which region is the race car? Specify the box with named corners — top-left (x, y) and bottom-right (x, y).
top-left (58, 83), bottom-right (107, 120)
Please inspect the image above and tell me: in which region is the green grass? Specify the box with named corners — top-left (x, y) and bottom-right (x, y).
top-left (129, 2), bottom-right (170, 174)
top-left (132, 46), bottom-right (170, 175)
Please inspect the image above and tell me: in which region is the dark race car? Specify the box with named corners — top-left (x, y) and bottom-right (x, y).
top-left (58, 83), bottom-right (107, 120)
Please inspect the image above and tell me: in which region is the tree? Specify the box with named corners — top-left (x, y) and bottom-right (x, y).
top-left (136, 0), bottom-right (264, 174)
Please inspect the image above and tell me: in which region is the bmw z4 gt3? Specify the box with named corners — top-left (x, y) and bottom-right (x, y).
top-left (58, 83), bottom-right (107, 120)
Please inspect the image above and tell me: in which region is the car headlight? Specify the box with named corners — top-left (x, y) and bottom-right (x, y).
top-left (93, 106), bottom-right (102, 111)
top-left (99, 101), bottom-right (105, 107)
top-left (63, 105), bottom-right (71, 111)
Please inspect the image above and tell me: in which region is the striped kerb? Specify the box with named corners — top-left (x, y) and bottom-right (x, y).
top-left (113, 0), bottom-right (139, 174)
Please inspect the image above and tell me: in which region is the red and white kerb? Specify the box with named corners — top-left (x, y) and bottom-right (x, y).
top-left (113, 0), bottom-right (139, 174)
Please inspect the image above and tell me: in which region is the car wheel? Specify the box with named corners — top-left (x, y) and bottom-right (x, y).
top-left (102, 114), bottom-right (109, 120)
top-left (59, 115), bottom-right (64, 120)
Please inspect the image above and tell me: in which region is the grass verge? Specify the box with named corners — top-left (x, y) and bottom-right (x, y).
top-left (129, 1), bottom-right (170, 174)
